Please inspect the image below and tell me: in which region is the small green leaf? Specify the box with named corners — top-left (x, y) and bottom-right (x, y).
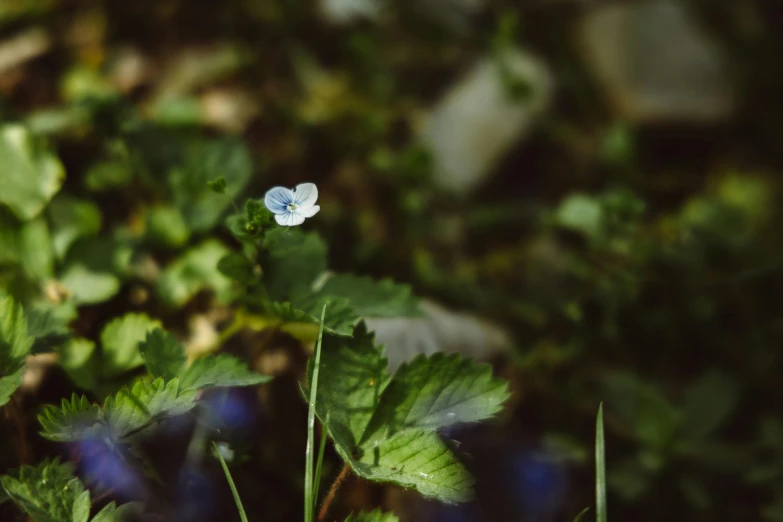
top-left (104, 377), bottom-right (196, 441)
top-left (58, 237), bottom-right (122, 305)
top-left (0, 459), bottom-right (90, 522)
top-left (89, 501), bottom-right (144, 522)
top-left (38, 394), bottom-right (104, 442)
top-left (207, 177), bottom-right (227, 194)
top-left (157, 239), bottom-right (231, 306)
top-left (217, 253), bottom-right (257, 283)
top-left (180, 354), bottom-right (270, 391)
top-left (345, 509), bottom-right (400, 522)
top-left (680, 369), bottom-right (739, 441)
top-left (0, 124), bottom-right (65, 220)
top-left (0, 296), bottom-right (34, 406)
top-left (19, 217), bottom-right (54, 280)
top-left (262, 227), bottom-right (327, 302)
top-left (314, 274), bottom-right (420, 318)
top-left (100, 313), bottom-right (161, 378)
top-left (48, 196), bottom-right (102, 260)
top-left (145, 205), bottom-right (190, 248)
top-left (27, 303), bottom-right (73, 354)
top-left (271, 298), bottom-right (358, 336)
top-left (555, 193), bottom-right (602, 238)
top-left (139, 329), bottom-right (187, 381)
top-left (59, 338), bottom-right (98, 391)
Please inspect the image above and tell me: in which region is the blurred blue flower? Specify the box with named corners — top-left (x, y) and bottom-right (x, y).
top-left (177, 464), bottom-right (218, 522)
top-left (199, 390), bottom-right (258, 434)
top-left (509, 451), bottom-right (568, 520)
top-left (264, 183), bottom-right (320, 226)
top-left (71, 436), bottom-right (143, 499)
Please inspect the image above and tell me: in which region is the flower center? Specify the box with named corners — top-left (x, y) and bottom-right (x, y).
top-left (287, 203), bottom-right (298, 211)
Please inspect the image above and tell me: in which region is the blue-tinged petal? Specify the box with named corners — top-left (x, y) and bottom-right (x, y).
top-left (298, 204), bottom-right (320, 218)
top-left (275, 211), bottom-right (305, 227)
top-left (264, 186), bottom-right (293, 214)
top-left (292, 183), bottom-right (318, 208)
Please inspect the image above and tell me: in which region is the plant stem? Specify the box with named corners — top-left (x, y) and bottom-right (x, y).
top-left (317, 463), bottom-right (351, 522)
top-left (596, 402), bottom-right (607, 522)
top-left (305, 305), bottom-right (327, 522)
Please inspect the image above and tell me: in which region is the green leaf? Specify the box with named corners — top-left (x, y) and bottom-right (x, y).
top-left (59, 338), bottom-right (98, 391)
top-left (270, 298), bottom-right (358, 336)
top-left (345, 509), bottom-right (400, 522)
top-left (0, 459), bottom-right (90, 522)
top-left (312, 323), bottom-right (508, 503)
top-left (157, 239), bottom-right (232, 306)
top-left (58, 237), bottom-right (122, 305)
top-left (217, 253), bottom-right (257, 283)
top-left (100, 313), bottom-right (161, 378)
top-left (38, 394), bottom-right (104, 442)
top-left (144, 205), bottom-right (190, 248)
top-left (27, 303), bottom-right (73, 354)
top-left (555, 193), bottom-right (602, 238)
top-left (208, 177), bottom-right (227, 194)
top-left (104, 377), bottom-right (197, 441)
top-left (89, 501), bottom-right (144, 522)
top-left (180, 354), bottom-right (270, 390)
top-left (262, 227), bottom-right (327, 302)
top-left (361, 353), bottom-right (510, 446)
top-left (0, 124), bottom-right (65, 220)
top-left (139, 328), bottom-right (187, 381)
top-left (314, 275), bottom-right (420, 318)
top-left (0, 296), bottom-right (34, 406)
top-left (680, 369), bottom-right (739, 441)
top-left (19, 217), bottom-right (54, 280)
top-left (48, 196), bottom-right (102, 260)
top-left (169, 137), bottom-right (252, 233)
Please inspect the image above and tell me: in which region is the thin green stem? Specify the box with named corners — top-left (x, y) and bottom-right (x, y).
top-left (596, 402), bottom-right (607, 522)
top-left (313, 413), bottom-right (330, 503)
top-left (214, 442), bottom-right (249, 522)
top-left (304, 305), bottom-right (327, 522)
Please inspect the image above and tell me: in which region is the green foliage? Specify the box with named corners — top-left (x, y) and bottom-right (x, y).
top-left (99, 313), bottom-right (161, 379)
top-left (139, 328), bottom-right (187, 381)
top-left (313, 275), bottom-right (420, 318)
top-left (0, 296), bottom-right (34, 406)
top-left (180, 354), bottom-right (271, 390)
top-left (345, 510), bottom-right (399, 522)
top-left (157, 240), bottom-right (232, 306)
top-left (144, 205), bottom-right (190, 248)
top-left (38, 394), bottom-right (103, 442)
top-left (311, 322), bottom-right (509, 503)
top-left (88, 501), bottom-right (144, 522)
top-left (48, 196), bottom-right (102, 260)
top-left (262, 227), bottom-right (328, 302)
top-left (208, 177), bottom-right (228, 194)
top-left (58, 237), bottom-right (124, 305)
top-left (0, 124), bottom-right (65, 221)
top-left (0, 459), bottom-right (91, 522)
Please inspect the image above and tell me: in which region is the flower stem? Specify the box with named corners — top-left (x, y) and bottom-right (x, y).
top-left (317, 463), bottom-right (351, 522)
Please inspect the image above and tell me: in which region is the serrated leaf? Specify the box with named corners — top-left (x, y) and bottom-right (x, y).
top-left (157, 239), bottom-right (231, 306)
top-left (180, 354), bottom-right (270, 390)
top-left (48, 195), bottom-right (101, 260)
top-left (312, 322), bottom-right (507, 503)
top-left (89, 501), bottom-right (144, 522)
top-left (0, 296), bottom-right (34, 406)
top-left (345, 509), bottom-right (400, 522)
top-left (350, 429), bottom-right (474, 503)
top-left (262, 227), bottom-right (327, 302)
top-left (0, 124), bottom-right (65, 220)
top-left (271, 298), bottom-right (358, 336)
top-left (0, 459), bottom-right (90, 522)
top-left (38, 394), bottom-right (104, 442)
top-left (104, 377), bottom-right (196, 441)
top-left (315, 275), bottom-right (420, 318)
top-left (139, 329), bottom-right (187, 381)
top-left (100, 313), bottom-right (161, 378)
top-left (361, 353), bottom-right (509, 446)
top-left (27, 304), bottom-right (73, 354)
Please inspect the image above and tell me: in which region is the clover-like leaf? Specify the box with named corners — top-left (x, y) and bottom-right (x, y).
top-left (0, 459), bottom-right (91, 522)
top-left (38, 394), bottom-right (104, 442)
top-left (104, 377), bottom-right (196, 441)
top-left (180, 354), bottom-right (270, 391)
top-left (99, 313), bottom-right (161, 378)
top-left (139, 328), bottom-right (187, 381)
top-left (0, 296), bottom-right (34, 406)
top-left (345, 510), bottom-right (400, 522)
top-left (0, 124), bottom-right (65, 220)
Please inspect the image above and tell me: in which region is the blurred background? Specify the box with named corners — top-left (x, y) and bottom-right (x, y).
top-left (1, 0), bottom-right (783, 521)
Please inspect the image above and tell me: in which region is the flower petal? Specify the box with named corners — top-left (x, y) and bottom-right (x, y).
top-left (297, 204), bottom-right (320, 218)
top-left (275, 211), bottom-right (306, 227)
top-left (264, 186), bottom-right (293, 214)
top-left (292, 183), bottom-right (318, 208)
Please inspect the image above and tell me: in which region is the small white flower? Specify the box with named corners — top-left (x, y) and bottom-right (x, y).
top-left (264, 183), bottom-right (321, 226)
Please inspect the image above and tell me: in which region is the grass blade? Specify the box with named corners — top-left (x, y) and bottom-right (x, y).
top-left (305, 305), bottom-right (327, 522)
top-left (596, 402), bottom-right (607, 522)
top-left (313, 412), bottom-right (329, 504)
top-left (572, 507), bottom-right (590, 522)
top-left (213, 442), bottom-right (248, 522)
